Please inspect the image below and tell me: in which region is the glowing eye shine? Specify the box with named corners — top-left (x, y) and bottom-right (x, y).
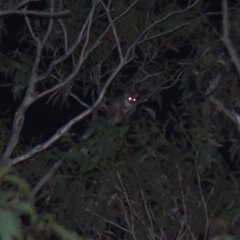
top-left (127, 96), bottom-right (137, 102)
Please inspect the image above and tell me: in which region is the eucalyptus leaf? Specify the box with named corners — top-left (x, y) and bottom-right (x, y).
top-left (0, 209), bottom-right (23, 240)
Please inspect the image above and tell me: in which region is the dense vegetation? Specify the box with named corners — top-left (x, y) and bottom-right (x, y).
top-left (0, 0), bottom-right (240, 239)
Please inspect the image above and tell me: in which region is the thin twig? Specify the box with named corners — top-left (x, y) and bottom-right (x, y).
top-left (29, 160), bottom-right (62, 204)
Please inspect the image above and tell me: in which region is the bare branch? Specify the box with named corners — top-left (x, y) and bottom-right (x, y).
top-left (68, 91), bottom-right (91, 109)
top-left (0, 9), bottom-right (70, 17)
top-left (84, 208), bottom-right (133, 234)
top-left (58, 19), bottom-right (68, 51)
top-left (127, 0), bottom-right (200, 55)
top-left (145, 0), bottom-right (155, 27)
top-left (36, 1), bottom-right (97, 83)
top-left (101, 0), bottom-right (123, 61)
top-left (1, 6), bottom-right (47, 162)
top-left (1, 1), bottom-right (97, 163)
top-left (24, 13), bottom-right (40, 43)
top-left (221, 0), bottom-right (240, 76)
top-left (5, 60), bottom-right (126, 166)
top-left (134, 22), bottom-right (190, 47)
top-left (42, 0), bottom-right (54, 46)
top-left (29, 160), bottom-right (62, 204)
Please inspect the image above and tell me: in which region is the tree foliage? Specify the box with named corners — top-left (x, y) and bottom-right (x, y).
top-left (1, 0), bottom-right (240, 239)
